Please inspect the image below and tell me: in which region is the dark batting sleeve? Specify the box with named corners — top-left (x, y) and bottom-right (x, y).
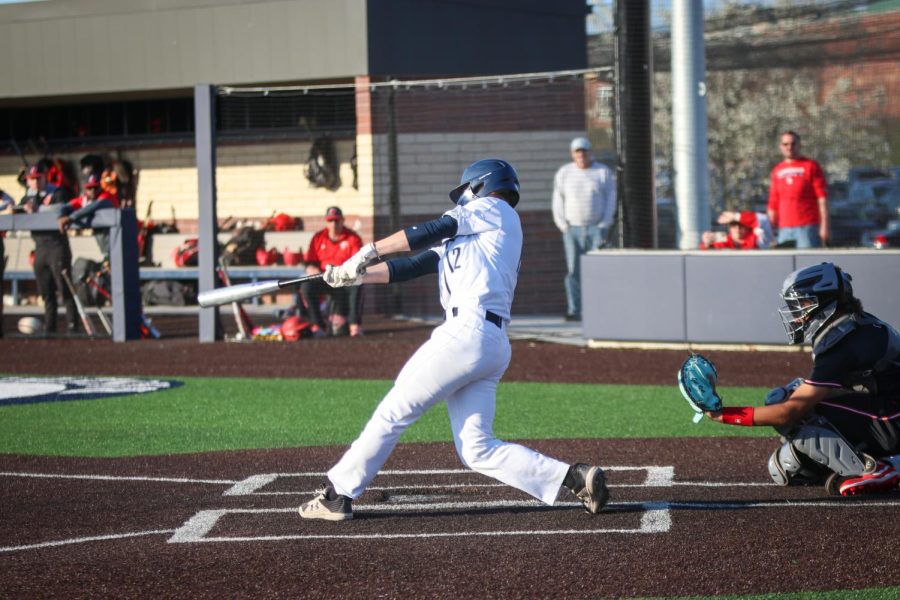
top-left (404, 215), bottom-right (458, 251)
top-left (386, 249), bottom-right (440, 282)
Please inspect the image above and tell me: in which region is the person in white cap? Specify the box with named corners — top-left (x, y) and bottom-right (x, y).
top-left (551, 137), bottom-right (616, 321)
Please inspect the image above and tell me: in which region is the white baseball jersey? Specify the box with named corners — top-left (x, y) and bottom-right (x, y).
top-left (434, 195), bottom-right (522, 321)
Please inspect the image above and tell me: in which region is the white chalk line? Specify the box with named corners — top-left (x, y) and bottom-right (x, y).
top-left (224, 466), bottom-right (677, 495)
top-left (0, 529), bottom-right (176, 553)
top-left (251, 481), bottom-right (774, 496)
top-left (0, 471), bottom-right (236, 485)
top-left (168, 503), bottom-right (672, 543)
top-left (167, 496), bottom-right (900, 544)
top-left (0, 469), bottom-right (786, 499)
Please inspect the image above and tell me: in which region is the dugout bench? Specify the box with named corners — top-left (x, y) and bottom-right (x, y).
top-left (1, 213), bottom-right (314, 340)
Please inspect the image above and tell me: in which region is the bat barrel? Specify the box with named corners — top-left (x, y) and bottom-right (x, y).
top-left (197, 280), bottom-right (282, 307)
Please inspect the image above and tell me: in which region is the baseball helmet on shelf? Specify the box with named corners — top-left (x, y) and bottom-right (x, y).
top-left (778, 262), bottom-right (854, 345)
top-left (271, 213), bottom-right (297, 232)
top-left (449, 158), bottom-right (520, 208)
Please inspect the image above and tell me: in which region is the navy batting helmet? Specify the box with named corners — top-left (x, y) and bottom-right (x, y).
top-left (778, 262), bottom-right (854, 345)
top-left (449, 158), bottom-right (520, 208)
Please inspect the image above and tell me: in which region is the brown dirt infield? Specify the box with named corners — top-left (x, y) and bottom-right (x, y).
top-left (1, 315), bottom-right (899, 599)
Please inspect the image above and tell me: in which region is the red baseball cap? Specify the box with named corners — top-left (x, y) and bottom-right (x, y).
top-left (84, 174), bottom-right (102, 188)
top-left (26, 165), bottom-right (45, 179)
top-left (325, 206), bottom-right (343, 221)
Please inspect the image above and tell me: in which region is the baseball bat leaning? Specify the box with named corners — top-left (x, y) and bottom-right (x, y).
top-left (198, 273), bottom-right (324, 308)
top-left (61, 269), bottom-right (96, 337)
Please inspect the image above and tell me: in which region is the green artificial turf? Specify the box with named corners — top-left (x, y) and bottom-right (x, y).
top-left (0, 377), bottom-right (772, 457)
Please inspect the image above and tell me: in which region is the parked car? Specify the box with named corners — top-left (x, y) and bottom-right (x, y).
top-left (861, 219), bottom-right (900, 249)
top-left (847, 167), bottom-right (893, 188)
top-left (828, 200), bottom-right (880, 248)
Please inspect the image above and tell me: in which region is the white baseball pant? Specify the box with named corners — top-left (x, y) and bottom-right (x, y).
top-left (328, 310), bottom-right (570, 505)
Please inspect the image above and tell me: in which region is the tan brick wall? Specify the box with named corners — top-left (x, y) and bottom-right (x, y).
top-left (1, 138), bottom-right (370, 228)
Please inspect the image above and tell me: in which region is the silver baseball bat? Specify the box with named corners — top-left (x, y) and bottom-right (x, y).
top-left (198, 273), bottom-right (324, 308)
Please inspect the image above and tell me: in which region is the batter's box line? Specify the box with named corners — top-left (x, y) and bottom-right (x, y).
top-left (222, 466), bottom-right (676, 496)
top-left (168, 501), bottom-right (672, 543)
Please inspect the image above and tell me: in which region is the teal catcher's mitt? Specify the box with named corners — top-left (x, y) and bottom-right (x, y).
top-left (677, 354), bottom-right (723, 423)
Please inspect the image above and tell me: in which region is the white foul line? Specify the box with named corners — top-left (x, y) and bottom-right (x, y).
top-left (0, 530), bottom-right (176, 553)
top-left (0, 471), bottom-right (237, 485)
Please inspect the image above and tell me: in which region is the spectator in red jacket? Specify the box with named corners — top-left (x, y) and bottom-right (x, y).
top-left (301, 206), bottom-right (364, 336)
top-left (700, 210), bottom-right (774, 250)
top-left (767, 131), bottom-right (829, 248)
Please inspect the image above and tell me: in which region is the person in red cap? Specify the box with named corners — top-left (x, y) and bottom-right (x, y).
top-left (16, 165), bottom-right (80, 335)
top-left (300, 206), bottom-right (364, 336)
top-left (57, 173), bottom-right (120, 258)
top-left (700, 209), bottom-right (774, 250)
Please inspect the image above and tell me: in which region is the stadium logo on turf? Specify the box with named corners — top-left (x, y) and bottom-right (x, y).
top-left (0, 377), bottom-right (183, 406)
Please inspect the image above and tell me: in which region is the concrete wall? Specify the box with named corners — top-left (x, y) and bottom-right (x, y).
top-left (0, 0), bottom-right (368, 99)
top-left (582, 250), bottom-right (900, 345)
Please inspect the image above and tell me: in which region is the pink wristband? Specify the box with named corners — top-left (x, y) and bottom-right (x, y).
top-left (721, 406), bottom-right (754, 426)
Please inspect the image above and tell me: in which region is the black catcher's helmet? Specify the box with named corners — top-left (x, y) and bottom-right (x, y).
top-left (449, 158), bottom-right (520, 208)
top-left (778, 262), bottom-right (854, 344)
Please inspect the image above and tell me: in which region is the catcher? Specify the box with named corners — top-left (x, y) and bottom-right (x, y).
top-left (680, 262), bottom-right (900, 496)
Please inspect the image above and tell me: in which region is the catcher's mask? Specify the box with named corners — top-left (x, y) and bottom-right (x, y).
top-left (778, 262), bottom-right (853, 345)
top-left (449, 158), bottom-right (520, 208)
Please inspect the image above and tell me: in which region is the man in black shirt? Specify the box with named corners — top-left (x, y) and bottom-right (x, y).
top-left (18, 165), bottom-right (78, 335)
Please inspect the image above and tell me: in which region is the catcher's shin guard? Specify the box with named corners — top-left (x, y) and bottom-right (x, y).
top-left (791, 424), bottom-right (867, 477)
top-left (769, 418), bottom-right (869, 486)
top-left (768, 442), bottom-right (828, 486)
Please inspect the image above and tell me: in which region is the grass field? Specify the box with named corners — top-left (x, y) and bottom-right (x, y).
top-left (0, 377), bottom-right (772, 456)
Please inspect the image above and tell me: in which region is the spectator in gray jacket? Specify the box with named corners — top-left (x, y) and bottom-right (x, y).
top-left (552, 137), bottom-right (616, 321)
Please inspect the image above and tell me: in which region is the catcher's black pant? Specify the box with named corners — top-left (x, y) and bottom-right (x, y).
top-left (814, 394), bottom-right (900, 459)
top-left (300, 278), bottom-right (361, 333)
top-left (33, 238), bottom-right (77, 333)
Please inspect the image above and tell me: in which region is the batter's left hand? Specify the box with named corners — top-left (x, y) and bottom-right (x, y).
top-left (324, 264), bottom-right (363, 287)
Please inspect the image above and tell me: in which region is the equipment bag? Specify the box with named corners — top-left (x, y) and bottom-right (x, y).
top-left (221, 227), bottom-right (265, 266)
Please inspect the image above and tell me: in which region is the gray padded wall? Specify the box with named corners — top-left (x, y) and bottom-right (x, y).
top-left (684, 253), bottom-right (793, 344)
top-left (582, 252), bottom-right (686, 342)
top-left (582, 250), bottom-right (900, 345)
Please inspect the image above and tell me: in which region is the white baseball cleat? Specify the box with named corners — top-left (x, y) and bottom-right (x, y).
top-left (298, 486), bottom-right (353, 521)
top-left (572, 464), bottom-right (610, 514)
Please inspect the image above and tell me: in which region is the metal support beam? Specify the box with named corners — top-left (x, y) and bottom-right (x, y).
top-left (194, 84), bottom-right (221, 343)
top-left (615, 0), bottom-right (655, 248)
top-left (672, 0), bottom-right (710, 249)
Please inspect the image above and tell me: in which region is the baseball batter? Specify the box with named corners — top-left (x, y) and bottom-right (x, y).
top-left (298, 158), bottom-right (609, 520)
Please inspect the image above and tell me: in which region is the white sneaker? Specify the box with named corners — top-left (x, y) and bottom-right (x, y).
top-left (298, 487), bottom-right (353, 521)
